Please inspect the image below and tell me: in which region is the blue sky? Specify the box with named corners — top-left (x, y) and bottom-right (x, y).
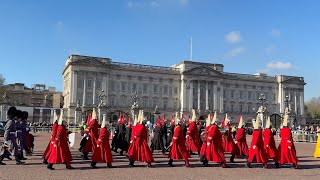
top-left (0, 0), bottom-right (319, 100)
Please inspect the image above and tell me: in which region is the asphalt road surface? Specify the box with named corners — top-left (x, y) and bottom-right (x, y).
top-left (0, 133), bottom-right (319, 180)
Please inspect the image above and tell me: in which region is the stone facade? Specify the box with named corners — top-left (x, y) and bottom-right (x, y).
top-left (63, 54), bottom-right (306, 125)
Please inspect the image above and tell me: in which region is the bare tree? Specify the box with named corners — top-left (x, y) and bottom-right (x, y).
top-left (0, 74), bottom-right (5, 87)
top-left (305, 97), bottom-right (320, 119)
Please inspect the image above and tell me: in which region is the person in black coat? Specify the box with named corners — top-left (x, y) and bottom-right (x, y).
top-left (180, 114), bottom-right (187, 140)
top-left (150, 116), bottom-right (165, 155)
top-left (166, 116), bottom-right (175, 148)
top-left (125, 117), bottom-right (132, 152)
top-left (113, 115), bottom-right (127, 155)
top-left (161, 116), bottom-right (168, 148)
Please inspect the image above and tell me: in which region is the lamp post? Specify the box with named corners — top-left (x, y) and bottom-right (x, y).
top-left (98, 90), bottom-right (108, 124)
top-left (153, 105), bottom-right (161, 124)
top-left (258, 93), bottom-right (267, 128)
top-left (259, 93), bottom-right (266, 107)
top-left (131, 91), bottom-right (140, 120)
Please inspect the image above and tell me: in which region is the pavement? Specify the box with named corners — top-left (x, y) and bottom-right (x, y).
top-left (0, 133), bottom-right (319, 180)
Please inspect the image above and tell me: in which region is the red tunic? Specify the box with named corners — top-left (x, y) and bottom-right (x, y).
top-left (169, 125), bottom-right (190, 160)
top-left (43, 123), bottom-right (58, 159)
top-left (223, 125), bottom-right (238, 156)
top-left (185, 122), bottom-right (201, 152)
top-left (205, 125), bottom-right (226, 163)
top-left (235, 128), bottom-right (249, 157)
top-left (263, 129), bottom-right (278, 161)
top-left (82, 120), bottom-right (100, 153)
top-left (248, 130), bottom-right (268, 163)
top-left (127, 124), bottom-right (154, 163)
top-left (91, 128), bottom-right (113, 163)
top-left (47, 125), bottom-right (73, 164)
top-left (200, 126), bottom-right (211, 155)
top-left (278, 127), bottom-right (298, 164)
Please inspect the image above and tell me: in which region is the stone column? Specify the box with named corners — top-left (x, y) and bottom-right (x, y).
top-left (39, 109), bottom-right (43, 123)
top-left (82, 74), bottom-right (87, 106)
top-left (300, 91), bottom-right (304, 116)
top-left (180, 76), bottom-right (187, 112)
top-left (197, 81), bottom-right (201, 111)
top-left (294, 92), bottom-right (297, 113)
top-left (220, 84), bottom-right (224, 113)
top-left (93, 75), bottom-right (97, 105)
top-left (73, 71), bottom-right (78, 104)
top-left (69, 71), bottom-right (74, 105)
top-left (213, 83), bottom-right (217, 111)
top-left (205, 81), bottom-right (209, 110)
top-left (189, 80), bottom-right (193, 110)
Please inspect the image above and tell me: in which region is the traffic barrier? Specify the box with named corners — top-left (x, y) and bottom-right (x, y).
top-left (276, 131), bottom-right (318, 143)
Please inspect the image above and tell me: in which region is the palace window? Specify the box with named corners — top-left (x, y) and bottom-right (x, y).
top-left (174, 87), bottom-right (178, 95)
top-left (143, 84), bottom-right (148, 94)
top-left (132, 83), bottom-right (137, 92)
top-left (78, 78), bottom-right (83, 89)
top-left (169, 88), bottom-right (172, 97)
top-left (163, 100), bottom-right (168, 110)
top-left (240, 90), bottom-right (243, 99)
top-left (143, 99), bottom-right (147, 108)
top-left (240, 104), bottom-right (243, 113)
top-left (109, 97), bottom-right (115, 106)
top-left (163, 85), bottom-right (168, 95)
top-left (153, 84), bottom-right (158, 94)
top-left (248, 91), bottom-right (252, 99)
top-left (96, 80), bottom-right (102, 90)
top-left (87, 79), bottom-right (93, 89)
top-left (110, 81), bottom-right (115, 91)
top-left (231, 90), bottom-right (235, 98)
top-left (121, 82), bottom-right (127, 92)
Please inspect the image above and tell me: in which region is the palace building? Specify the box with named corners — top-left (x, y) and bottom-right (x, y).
top-left (62, 54), bottom-right (306, 126)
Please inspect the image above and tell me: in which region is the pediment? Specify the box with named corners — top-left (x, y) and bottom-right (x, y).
top-left (70, 57), bottom-right (110, 68)
top-left (282, 77), bottom-right (306, 85)
top-left (184, 66), bottom-right (223, 77)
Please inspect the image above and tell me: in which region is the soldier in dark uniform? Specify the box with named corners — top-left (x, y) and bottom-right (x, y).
top-left (21, 111), bottom-right (30, 156)
top-left (161, 116), bottom-right (168, 149)
top-left (16, 110), bottom-right (27, 160)
top-left (0, 107), bottom-right (25, 165)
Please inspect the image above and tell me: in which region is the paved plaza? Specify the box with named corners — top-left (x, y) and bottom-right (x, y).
top-left (0, 133), bottom-right (319, 180)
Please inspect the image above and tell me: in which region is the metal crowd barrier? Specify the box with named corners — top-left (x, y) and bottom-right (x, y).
top-left (276, 132), bottom-right (319, 143)
top-left (30, 126), bottom-right (81, 133)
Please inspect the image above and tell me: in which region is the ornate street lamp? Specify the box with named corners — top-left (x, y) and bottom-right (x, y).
top-left (259, 93), bottom-right (266, 107)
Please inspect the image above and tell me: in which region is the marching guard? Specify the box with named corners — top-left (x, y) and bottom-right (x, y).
top-left (263, 116), bottom-right (279, 168)
top-left (278, 112), bottom-right (299, 169)
top-left (222, 114), bottom-right (239, 163)
top-left (43, 110), bottom-right (59, 164)
top-left (150, 116), bottom-right (165, 155)
top-left (127, 110), bottom-right (154, 167)
top-left (91, 114), bottom-right (113, 168)
top-left (235, 116), bottom-right (249, 158)
top-left (47, 110), bottom-right (73, 170)
top-left (201, 111), bottom-right (227, 168)
top-left (185, 110), bottom-right (201, 155)
top-left (199, 113), bottom-right (212, 166)
top-left (246, 116), bottom-right (268, 168)
top-left (161, 116), bottom-right (168, 149)
top-left (168, 112), bottom-right (190, 167)
top-left (81, 108), bottom-right (100, 160)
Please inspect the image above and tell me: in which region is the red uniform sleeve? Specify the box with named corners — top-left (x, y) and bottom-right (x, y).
top-left (206, 126), bottom-right (216, 143)
top-left (186, 123), bottom-right (195, 135)
top-left (172, 126), bottom-right (181, 143)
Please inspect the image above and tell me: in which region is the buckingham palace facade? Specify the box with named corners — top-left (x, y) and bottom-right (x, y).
top-left (62, 54), bottom-right (306, 125)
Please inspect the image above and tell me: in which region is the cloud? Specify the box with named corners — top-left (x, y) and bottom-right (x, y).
top-left (226, 47), bottom-right (246, 57)
top-left (264, 45), bottom-right (276, 54)
top-left (178, 0), bottom-right (188, 6)
top-left (225, 31), bottom-right (241, 44)
top-left (127, 1), bottom-right (160, 8)
top-left (271, 29), bottom-right (281, 37)
top-left (55, 21), bottom-right (64, 33)
top-left (258, 61), bottom-right (295, 73)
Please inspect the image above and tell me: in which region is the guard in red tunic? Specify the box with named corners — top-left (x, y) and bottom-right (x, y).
top-left (200, 113), bottom-right (213, 166)
top-left (263, 116), bottom-right (279, 168)
top-left (91, 114), bottom-right (113, 168)
top-left (81, 108), bottom-right (100, 160)
top-left (247, 116), bottom-right (268, 168)
top-left (235, 116), bottom-right (249, 158)
top-left (278, 112), bottom-right (299, 169)
top-left (127, 110), bottom-right (154, 167)
top-left (43, 110), bottom-right (59, 164)
top-left (222, 114), bottom-right (239, 163)
top-left (168, 112), bottom-right (190, 167)
top-left (47, 110), bottom-right (73, 170)
top-left (185, 110), bottom-right (201, 154)
top-left (203, 112), bottom-right (227, 168)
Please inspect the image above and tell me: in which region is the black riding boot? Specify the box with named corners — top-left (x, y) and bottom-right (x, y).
top-left (230, 156), bottom-right (235, 163)
top-left (168, 158), bottom-right (174, 167)
top-left (91, 161), bottom-right (97, 168)
top-left (47, 163), bottom-right (54, 170)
